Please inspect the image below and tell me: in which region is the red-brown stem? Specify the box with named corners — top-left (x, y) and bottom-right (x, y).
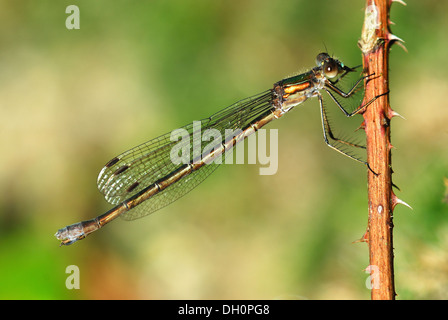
top-left (359, 0), bottom-right (400, 300)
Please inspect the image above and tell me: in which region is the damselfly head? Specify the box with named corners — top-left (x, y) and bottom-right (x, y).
top-left (316, 53), bottom-right (356, 79)
top-left (316, 53), bottom-right (343, 79)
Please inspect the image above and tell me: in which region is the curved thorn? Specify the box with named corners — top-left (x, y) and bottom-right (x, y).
top-left (391, 192), bottom-right (413, 210)
top-left (394, 41), bottom-right (408, 53)
top-left (388, 109), bottom-right (406, 120)
top-left (388, 34), bottom-right (408, 52)
top-left (392, 0), bottom-right (407, 6)
top-left (388, 33), bottom-right (405, 43)
top-left (353, 230), bottom-right (369, 244)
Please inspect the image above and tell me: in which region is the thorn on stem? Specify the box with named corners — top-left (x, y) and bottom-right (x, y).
top-left (355, 121), bottom-right (366, 132)
top-left (391, 192), bottom-right (413, 210)
top-left (391, 0), bottom-right (407, 6)
top-left (388, 33), bottom-right (408, 52)
top-left (387, 108), bottom-right (406, 120)
top-left (353, 230), bottom-right (369, 244)
top-left (388, 33), bottom-right (405, 43)
top-left (388, 142), bottom-right (395, 151)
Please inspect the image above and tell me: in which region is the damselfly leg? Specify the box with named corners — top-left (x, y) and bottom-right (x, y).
top-left (317, 68), bottom-right (388, 174)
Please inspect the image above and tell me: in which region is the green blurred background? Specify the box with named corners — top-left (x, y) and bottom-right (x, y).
top-left (0, 0), bottom-right (447, 299)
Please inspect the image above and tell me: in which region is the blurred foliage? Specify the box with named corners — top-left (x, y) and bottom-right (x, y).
top-left (0, 0), bottom-right (447, 299)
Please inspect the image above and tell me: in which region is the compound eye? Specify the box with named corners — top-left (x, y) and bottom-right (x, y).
top-left (323, 60), bottom-right (339, 78)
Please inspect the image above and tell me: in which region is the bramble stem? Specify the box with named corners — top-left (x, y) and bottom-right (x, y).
top-left (359, 0), bottom-right (404, 300)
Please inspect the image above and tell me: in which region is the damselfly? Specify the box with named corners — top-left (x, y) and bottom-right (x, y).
top-left (55, 52), bottom-right (378, 246)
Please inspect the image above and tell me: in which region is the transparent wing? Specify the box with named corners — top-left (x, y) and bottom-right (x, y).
top-left (97, 90), bottom-right (274, 220)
